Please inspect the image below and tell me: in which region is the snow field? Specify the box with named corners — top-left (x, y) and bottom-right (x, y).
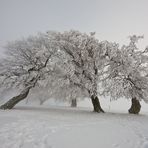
top-left (0, 105), bottom-right (148, 148)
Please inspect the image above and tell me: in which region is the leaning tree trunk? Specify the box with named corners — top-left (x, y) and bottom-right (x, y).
top-left (128, 98), bottom-right (141, 114)
top-left (91, 95), bottom-right (104, 113)
top-left (0, 87), bottom-right (31, 110)
top-left (71, 98), bottom-right (77, 107)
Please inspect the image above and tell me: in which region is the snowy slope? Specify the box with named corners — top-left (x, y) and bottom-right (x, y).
top-left (0, 105), bottom-right (148, 148)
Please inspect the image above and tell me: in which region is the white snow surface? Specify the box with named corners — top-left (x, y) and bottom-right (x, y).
top-left (0, 102), bottom-right (148, 148)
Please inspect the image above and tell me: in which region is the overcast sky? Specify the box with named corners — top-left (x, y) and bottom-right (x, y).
top-left (0, 0), bottom-right (148, 55)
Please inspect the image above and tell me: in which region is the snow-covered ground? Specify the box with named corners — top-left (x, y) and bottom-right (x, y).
top-left (0, 99), bottom-right (148, 148)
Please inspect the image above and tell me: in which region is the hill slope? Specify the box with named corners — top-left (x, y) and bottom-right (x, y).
top-left (0, 105), bottom-right (148, 148)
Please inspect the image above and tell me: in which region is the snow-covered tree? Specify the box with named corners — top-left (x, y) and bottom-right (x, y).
top-left (50, 82), bottom-right (86, 107)
top-left (99, 35), bottom-right (148, 114)
top-left (46, 30), bottom-right (105, 112)
top-left (0, 33), bottom-right (56, 109)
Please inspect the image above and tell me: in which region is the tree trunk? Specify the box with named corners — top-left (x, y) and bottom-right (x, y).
top-left (71, 98), bottom-right (77, 107)
top-left (128, 98), bottom-right (141, 114)
top-left (0, 87), bottom-right (30, 110)
top-left (39, 99), bottom-right (45, 105)
top-left (91, 95), bottom-right (104, 113)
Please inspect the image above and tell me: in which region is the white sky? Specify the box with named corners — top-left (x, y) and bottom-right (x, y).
top-left (0, 0), bottom-right (148, 55)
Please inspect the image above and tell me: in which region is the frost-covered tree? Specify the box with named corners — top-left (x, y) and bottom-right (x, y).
top-left (26, 77), bottom-right (85, 107)
top-left (25, 86), bottom-right (51, 105)
top-left (46, 30), bottom-right (105, 112)
top-left (0, 33), bottom-right (56, 109)
top-left (50, 82), bottom-right (86, 107)
top-left (99, 35), bottom-right (148, 114)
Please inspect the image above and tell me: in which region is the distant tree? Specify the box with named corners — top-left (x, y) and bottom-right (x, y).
top-left (25, 87), bottom-right (51, 105)
top-left (50, 82), bottom-right (86, 107)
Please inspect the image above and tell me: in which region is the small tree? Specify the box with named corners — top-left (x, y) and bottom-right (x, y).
top-left (43, 71), bottom-right (87, 107)
top-left (25, 87), bottom-right (51, 105)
